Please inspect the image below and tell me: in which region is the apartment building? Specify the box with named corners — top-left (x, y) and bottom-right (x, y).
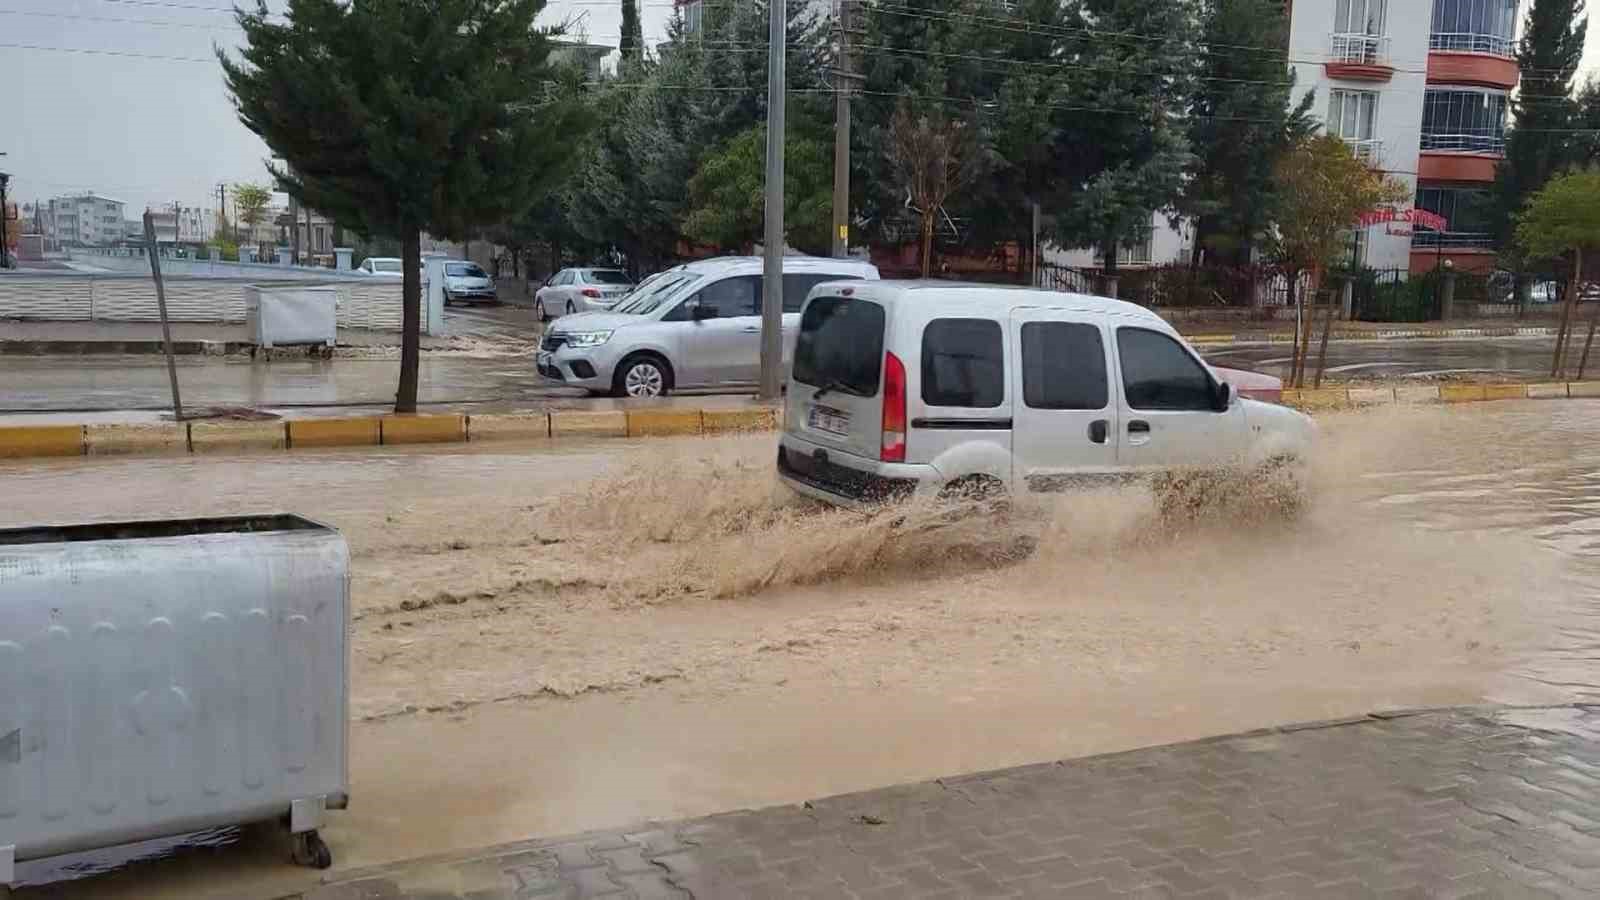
top-left (1296, 0), bottom-right (1517, 273)
top-left (44, 193), bottom-right (127, 248)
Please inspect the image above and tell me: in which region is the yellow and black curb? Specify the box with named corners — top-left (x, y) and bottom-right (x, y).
top-left (0, 406), bottom-right (782, 461)
top-left (0, 385), bottom-right (1591, 462)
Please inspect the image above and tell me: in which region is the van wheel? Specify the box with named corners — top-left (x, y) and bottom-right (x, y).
top-left (613, 354), bottom-right (673, 398)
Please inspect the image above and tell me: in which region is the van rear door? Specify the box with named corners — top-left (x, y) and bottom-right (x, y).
top-left (788, 293), bottom-right (887, 462)
top-left (1008, 308), bottom-right (1119, 491)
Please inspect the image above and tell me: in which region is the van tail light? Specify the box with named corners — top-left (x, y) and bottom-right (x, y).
top-left (580, 287), bottom-right (602, 298)
top-left (881, 350), bottom-right (907, 462)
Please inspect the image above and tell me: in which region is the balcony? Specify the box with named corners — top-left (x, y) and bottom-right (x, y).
top-left (1349, 138), bottom-right (1383, 166)
top-left (1429, 32), bottom-right (1514, 56)
top-left (1419, 132), bottom-right (1504, 154)
top-left (1326, 33), bottom-right (1394, 81)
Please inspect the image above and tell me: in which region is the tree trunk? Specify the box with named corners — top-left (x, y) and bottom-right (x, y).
top-left (1553, 251), bottom-right (1581, 378)
top-left (1313, 288), bottom-right (1337, 389)
top-left (397, 227), bottom-right (422, 414)
top-left (1578, 303), bottom-right (1598, 380)
top-left (920, 212), bottom-right (934, 278)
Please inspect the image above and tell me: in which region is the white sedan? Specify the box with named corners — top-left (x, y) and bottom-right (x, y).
top-left (535, 267), bottom-right (634, 321)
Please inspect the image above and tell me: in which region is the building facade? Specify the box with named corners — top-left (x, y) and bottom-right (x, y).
top-left (1049, 0), bottom-right (1518, 277)
top-left (44, 194), bottom-right (127, 248)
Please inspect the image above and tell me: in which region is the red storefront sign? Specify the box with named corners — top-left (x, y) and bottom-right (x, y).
top-left (1357, 207), bottom-right (1448, 231)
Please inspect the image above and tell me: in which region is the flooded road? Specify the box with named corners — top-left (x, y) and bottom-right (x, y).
top-left (1, 399), bottom-right (1595, 898)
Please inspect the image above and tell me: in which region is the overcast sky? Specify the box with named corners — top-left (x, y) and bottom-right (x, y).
top-left (3, 0), bottom-right (1597, 216)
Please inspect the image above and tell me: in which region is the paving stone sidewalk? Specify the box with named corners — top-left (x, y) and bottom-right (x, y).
top-left (298, 707), bottom-right (1600, 900)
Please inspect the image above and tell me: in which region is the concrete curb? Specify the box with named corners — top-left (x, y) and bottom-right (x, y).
top-left (1186, 325), bottom-right (1558, 345)
top-left (1278, 380), bottom-right (1593, 410)
top-left (0, 383), bottom-right (1593, 462)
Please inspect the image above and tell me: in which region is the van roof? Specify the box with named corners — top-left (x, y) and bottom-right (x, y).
top-left (825, 280), bottom-right (1164, 324)
top-left (664, 255), bottom-right (880, 277)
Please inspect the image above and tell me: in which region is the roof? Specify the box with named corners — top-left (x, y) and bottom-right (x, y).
top-left (843, 280), bottom-right (1164, 323)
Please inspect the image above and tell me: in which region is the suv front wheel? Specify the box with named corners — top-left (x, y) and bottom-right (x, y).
top-left (613, 355), bottom-right (672, 398)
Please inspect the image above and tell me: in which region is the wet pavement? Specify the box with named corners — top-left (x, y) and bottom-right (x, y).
top-left (299, 707), bottom-right (1600, 899)
top-left (0, 335), bottom-right (1566, 415)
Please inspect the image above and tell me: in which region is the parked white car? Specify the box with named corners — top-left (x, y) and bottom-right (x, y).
top-left (356, 257), bottom-right (405, 277)
top-left (776, 282), bottom-right (1316, 508)
top-left (535, 267), bottom-right (635, 321)
top-left (537, 256), bottom-right (880, 397)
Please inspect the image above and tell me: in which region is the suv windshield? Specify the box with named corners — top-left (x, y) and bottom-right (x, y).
top-left (585, 269), bottom-right (631, 285)
top-left (613, 272), bottom-right (702, 315)
top-left (446, 262), bottom-right (487, 278)
top-left (793, 296), bottom-right (885, 396)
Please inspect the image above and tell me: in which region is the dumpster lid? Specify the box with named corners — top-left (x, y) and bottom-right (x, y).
top-left (0, 514), bottom-right (333, 547)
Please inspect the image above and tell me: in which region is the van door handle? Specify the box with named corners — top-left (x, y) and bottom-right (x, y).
top-left (1088, 420), bottom-right (1108, 444)
top-left (1127, 419), bottom-right (1151, 446)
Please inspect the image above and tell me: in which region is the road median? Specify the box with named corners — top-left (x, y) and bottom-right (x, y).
top-left (0, 383), bottom-right (1594, 461)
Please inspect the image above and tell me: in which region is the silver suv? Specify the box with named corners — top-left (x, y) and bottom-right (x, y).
top-left (536, 256), bottom-right (880, 397)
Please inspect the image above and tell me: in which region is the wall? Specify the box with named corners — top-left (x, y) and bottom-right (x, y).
top-left (0, 273), bottom-right (409, 332)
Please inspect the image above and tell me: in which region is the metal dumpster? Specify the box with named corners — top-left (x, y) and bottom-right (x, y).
top-left (0, 515), bottom-right (349, 888)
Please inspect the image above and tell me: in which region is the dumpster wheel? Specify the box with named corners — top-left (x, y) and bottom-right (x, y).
top-left (291, 830), bottom-right (333, 869)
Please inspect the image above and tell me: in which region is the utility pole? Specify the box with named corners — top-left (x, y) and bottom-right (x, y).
top-left (759, 0), bottom-right (787, 400)
top-left (217, 182), bottom-right (227, 244)
top-left (830, 0), bottom-right (861, 259)
top-left (142, 210), bottom-right (184, 422)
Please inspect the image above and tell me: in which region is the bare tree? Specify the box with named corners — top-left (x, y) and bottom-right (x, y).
top-left (887, 102), bottom-right (980, 278)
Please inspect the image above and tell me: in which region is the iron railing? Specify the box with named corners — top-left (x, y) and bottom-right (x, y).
top-left (1429, 31), bottom-right (1515, 56)
top-left (1330, 32), bottom-right (1391, 65)
top-left (1420, 132), bottom-right (1505, 154)
top-left (1410, 230), bottom-right (1496, 249)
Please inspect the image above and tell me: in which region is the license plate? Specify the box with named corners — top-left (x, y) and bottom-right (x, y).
top-left (808, 405), bottom-right (849, 436)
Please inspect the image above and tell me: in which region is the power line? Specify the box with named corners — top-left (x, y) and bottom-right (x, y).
top-left (98, 0), bottom-right (238, 13)
top-left (0, 8), bottom-right (243, 31)
top-left (0, 41), bottom-right (215, 63)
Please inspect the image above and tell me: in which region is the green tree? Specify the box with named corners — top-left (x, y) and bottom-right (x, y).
top-left (1045, 0), bottom-right (1199, 274)
top-left (1268, 135), bottom-right (1409, 386)
top-left (682, 118), bottom-right (834, 255)
top-left (1515, 170), bottom-right (1600, 377)
top-left (220, 0), bottom-right (591, 412)
top-left (619, 0), bottom-right (642, 67)
top-left (1181, 0), bottom-right (1313, 268)
top-left (1489, 0), bottom-right (1587, 268)
top-left (230, 182), bottom-right (272, 249)
top-left (1575, 77), bottom-right (1600, 165)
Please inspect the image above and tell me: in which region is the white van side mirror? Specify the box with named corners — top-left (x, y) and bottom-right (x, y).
top-left (1213, 381), bottom-right (1235, 412)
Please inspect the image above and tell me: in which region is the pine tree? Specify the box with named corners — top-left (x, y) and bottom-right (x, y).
top-left (1181, 0), bottom-right (1313, 268)
top-left (1490, 0), bottom-right (1587, 256)
top-left (620, 0), bottom-right (642, 67)
top-left (220, 0), bottom-right (591, 412)
top-left (1045, 0), bottom-right (1200, 273)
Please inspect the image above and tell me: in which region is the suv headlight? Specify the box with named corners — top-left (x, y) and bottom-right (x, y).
top-left (564, 330), bottom-right (613, 348)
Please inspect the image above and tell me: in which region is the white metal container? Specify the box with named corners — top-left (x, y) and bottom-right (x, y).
top-left (244, 285), bottom-right (339, 347)
top-left (0, 515), bottom-right (349, 886)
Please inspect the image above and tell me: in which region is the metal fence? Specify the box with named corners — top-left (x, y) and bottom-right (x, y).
top-left (0, 274), bottom-right (407, 331)
top-left (1349, 269), bottom-right (1443, 323)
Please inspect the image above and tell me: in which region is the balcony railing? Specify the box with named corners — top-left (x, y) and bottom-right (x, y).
top-left (1331, 33), bottom-right (1391, 66)
top-left (1349, 138), bottom-right (1383, 165)
top-left (1429, 32), bottom-right (1515, 56)
top-left (1420, 132), bottom-right (1506, 154)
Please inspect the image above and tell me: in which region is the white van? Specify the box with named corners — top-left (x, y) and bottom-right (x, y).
top-left (776, 282), bottom-right (1316, 507)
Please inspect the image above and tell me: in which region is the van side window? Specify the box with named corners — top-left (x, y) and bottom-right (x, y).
top-left (921, 318), bottom-right (1004, 408)
top-left (1116, 327), bottom-right (1214, 411)
top-left (780, 273), bottom-right (861, 313)
top-left (1021, 322), bottom-right (1107, 410)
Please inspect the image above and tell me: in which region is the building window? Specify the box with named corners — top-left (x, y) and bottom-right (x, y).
top-left (1328, 89), bottom-right (1378, 142)
top-left (1335, 0), bottom-right (1386, 35)
top-left (1420, 88), bottom-right (1508, 153)
top-left (1414, 186), bottom-right (1494, 247)
top-left (1430, 0), bottom-right (1517, 56)
top-left (684, 0), bottom-right (703, 34)
top-left (1093, 233), bottom-right (1154, 267)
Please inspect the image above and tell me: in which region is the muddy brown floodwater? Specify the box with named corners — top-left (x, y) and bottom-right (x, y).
top-left (3, 400), bottom-right (1597, 899)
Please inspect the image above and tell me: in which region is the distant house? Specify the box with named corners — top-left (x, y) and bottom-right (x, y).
top-left (550, 40), bottom-right (611, 82)
top-left (44, 193), bottom-right (126, 249)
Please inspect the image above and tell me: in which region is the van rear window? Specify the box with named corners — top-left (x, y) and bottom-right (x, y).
top-left (793, 296), bottom-right (885, 396)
